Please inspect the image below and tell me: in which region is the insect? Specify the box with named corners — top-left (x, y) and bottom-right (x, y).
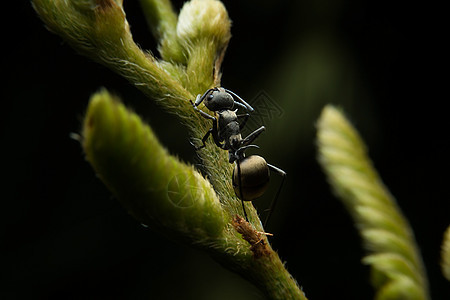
top-left (190, 87), bottom-right (286, 228)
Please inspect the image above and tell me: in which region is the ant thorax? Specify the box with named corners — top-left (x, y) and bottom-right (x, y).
top-left (217, 110), bottom-right (242, 150)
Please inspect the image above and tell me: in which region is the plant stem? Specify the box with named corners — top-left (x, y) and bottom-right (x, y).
top-left (33, 0), bottom-right (307, 298)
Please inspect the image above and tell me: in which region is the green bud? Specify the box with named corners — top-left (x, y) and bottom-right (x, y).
top-left (177, 0), bottom-right (232, 94)
top-left (82, 89), bottom-right (226, 239)
top-left (177, 0), bottom-right (231, 47)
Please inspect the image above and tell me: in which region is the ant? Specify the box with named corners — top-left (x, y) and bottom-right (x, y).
top-left (190, 87), bottom-right (286, 228)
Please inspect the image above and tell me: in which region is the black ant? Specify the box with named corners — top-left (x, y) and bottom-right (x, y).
top-left (190, 87), bottom-right (286, 228)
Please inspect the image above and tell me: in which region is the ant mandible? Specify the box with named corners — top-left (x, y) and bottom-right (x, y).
top-left (190, 87), bottom-right (286, 228)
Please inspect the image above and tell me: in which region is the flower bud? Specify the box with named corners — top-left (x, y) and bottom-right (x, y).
top-left (177, 0), bottom-right (231, 47)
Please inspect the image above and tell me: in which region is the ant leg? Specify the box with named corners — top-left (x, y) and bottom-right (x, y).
top-left (210, 120), bottom-right (225, 149)
top-left (190, 109), bottom-right (225, 150)
top-left (192, 121), bottom-right (224, 150)
top-left (236, 159), bottom-right (249, 222)
top-left (191, 128), bottom-right (213, 150)
top-left (237, 113), bottom-right (250, 130)
top-left (241, 126), bottom-right (265, 146)
top-left (190, 101), bottom-right (225, 149)
top-left (191, 102), bottom-right (216, 121)
top-left (263, 164), bottom-right (286, 228)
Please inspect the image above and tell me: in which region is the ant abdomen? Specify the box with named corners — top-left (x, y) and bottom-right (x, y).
top-left (232, 155), bottom-right (270, 200)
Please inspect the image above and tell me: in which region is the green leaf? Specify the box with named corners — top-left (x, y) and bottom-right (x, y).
top-left (317, 105), bottom-right (430, 300)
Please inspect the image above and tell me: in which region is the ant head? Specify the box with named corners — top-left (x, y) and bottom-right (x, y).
top-left (204, 88), bottom-right (235, 111)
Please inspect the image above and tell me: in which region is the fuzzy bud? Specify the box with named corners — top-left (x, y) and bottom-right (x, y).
top-left (177, 0), bottom-right (231, 47)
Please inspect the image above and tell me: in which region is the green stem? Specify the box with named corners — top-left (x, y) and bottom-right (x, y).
top-left (32, 0), bottom-right (306, 298)
top-left (185, 40), bottom-right (217, 95)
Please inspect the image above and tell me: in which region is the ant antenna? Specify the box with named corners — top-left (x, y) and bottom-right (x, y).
top-left (225, 89), bottom-right (254, 112)
top-left (229, 145), bottom-right (259, 164)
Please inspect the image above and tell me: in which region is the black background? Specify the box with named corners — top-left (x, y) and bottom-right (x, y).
top-left (4, 0), bottom-right (449, 299)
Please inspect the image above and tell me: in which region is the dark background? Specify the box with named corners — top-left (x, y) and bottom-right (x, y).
top-left (5, 0), bottom-right (449, 299)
